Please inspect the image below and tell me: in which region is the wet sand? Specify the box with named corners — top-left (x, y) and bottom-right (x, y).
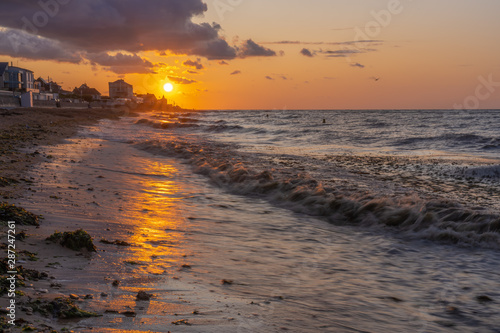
top-left (0, 108), bottom-right (155, 332)
top-left (0, 108), bottom-right (246, 332)
top-left (0, 107), bottom-right (129, 199)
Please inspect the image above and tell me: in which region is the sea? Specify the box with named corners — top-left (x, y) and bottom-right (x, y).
top-left (131, 109), bottom-right (500, 245)
top-left (27, 109), bottom-right (500, 332)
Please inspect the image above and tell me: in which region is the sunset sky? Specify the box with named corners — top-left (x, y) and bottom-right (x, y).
top-left (1, 0), bottom-right (499, 110)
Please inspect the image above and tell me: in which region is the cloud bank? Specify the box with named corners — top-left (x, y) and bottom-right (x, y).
top-left (0, 0), bottom-right (276, 73)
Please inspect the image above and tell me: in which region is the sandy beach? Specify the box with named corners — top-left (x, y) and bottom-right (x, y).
top-left (0, 108), bottom-right (127, 332)
top-left (0, 108), bottom-right (130, 199)
top-left (0, 108), bottom-right (252, 332)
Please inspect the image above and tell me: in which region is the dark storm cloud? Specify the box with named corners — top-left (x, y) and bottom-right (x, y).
top-left (0, 28), bottom-right (82, 63)
top-left (0, 0), bottom-right (276, 72)
top-left (0, 0), bottom-right (216, 53)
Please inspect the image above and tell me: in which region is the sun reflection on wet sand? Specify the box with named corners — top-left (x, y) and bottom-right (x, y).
top-left (20, 134), bottom-right (218, 331)
top-left (120, 161), bottom-right (186, 271)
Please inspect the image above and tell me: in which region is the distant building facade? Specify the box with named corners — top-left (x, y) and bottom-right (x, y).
top-left (0, 62), bottom-right (35, 92)
top-left (136, 93), bottom-right (157, 105)
top-left (73, 83), bottom-right (101, 101)
top-left (35, 77), bottom-right (62, 94)
top-left (109, 79), bottom-right (133, 99)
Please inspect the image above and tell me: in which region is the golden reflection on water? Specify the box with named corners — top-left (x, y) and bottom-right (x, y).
top-left (85, 157), bottom-right (193, 324)
top-left (118, 160), bottom-right (187, 273)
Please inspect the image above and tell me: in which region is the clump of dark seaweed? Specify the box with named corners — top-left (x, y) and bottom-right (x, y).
top-left (46, 229), bottom-right (96, 252)
top-left (0, 202), bottom-right (39, 226)
top-left (0, 259), bottom-right (48, 296)
top-left (28, 297), bottom-right (100, 319)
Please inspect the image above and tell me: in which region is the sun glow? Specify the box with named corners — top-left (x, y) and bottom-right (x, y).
top-left (163, 83), bottom-right (174, 92)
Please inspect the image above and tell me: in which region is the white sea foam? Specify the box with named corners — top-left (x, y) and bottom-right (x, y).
top-left (132, 134), bottom-right (500, 248)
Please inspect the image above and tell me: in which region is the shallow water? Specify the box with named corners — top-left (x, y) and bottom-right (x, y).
top-left (128, 110), bottom-right (500, 248)
top-left (18, 114), bottom-right (500, 332)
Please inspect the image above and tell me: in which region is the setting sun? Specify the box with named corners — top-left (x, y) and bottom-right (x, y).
top-left (163, 83), bottom-right (174, 93)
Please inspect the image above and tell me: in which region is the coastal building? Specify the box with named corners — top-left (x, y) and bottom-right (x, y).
top-left (0, 62), bottom-right (35, 92)
top-left (109, 79), bottom-right (133, 99)
top-left (34, 77), bottom-right (63, 101)
top-left (136, 93), bottom-right (157, 106)
top-left (35, 77), bottom-right (62, 94)
top-left (73, 83), bottom-right (101, 101)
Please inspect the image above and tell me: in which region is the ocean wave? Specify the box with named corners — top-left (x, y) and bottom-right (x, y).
top-left (364, 118), bottom-right (389, 128)
top-left (136, 117), bottom-right (256, 133)
top-left (177, 117), bottom-right (200, 123)
top-left (206, 124), bottom-right (244, 132)
top-left (135, 118), bottom-right (199, 130)
top-left (394, 133), bottom-right (500, 149)
top-left (134, 138), bottom-right (500, 249)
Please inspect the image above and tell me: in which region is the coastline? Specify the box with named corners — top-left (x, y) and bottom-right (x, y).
top-left (0, 108), bottom-right (133, 332)
top-left (0, 107), bottom-right (132, 199)
top-left (0, 108), bottom-right (245, 332)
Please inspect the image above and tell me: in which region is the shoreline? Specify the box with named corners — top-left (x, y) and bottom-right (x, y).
top-left (1, 108), bottom-right (245, 332)
top-left (0, 108), bottom-right (133, 332)
top-left (0, 107), bottom-right (134, 200)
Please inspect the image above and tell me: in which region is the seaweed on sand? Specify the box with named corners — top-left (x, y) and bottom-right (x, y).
top-left (46, 229), bottom-right (97, 252)
top-left (27, 297), bottom-right (101, 319)
top-left (0, 258), bottom-right (48, 296)
top-left (0, 202), bottom-right (40, 226)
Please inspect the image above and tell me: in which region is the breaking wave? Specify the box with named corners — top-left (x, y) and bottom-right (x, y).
top-left (133, 137), bottom-right (500, 249)
top-left (136, 118), bottom-right (245, 133)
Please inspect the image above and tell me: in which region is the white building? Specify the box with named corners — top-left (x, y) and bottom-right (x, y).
top-left (0, 62), bottom-right (35, 92)
top-left (109, 79), bottom-right (133, 99)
